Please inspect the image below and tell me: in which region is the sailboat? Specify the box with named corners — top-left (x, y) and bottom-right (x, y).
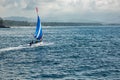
top-left (29, 7), bottom-right (43, 46)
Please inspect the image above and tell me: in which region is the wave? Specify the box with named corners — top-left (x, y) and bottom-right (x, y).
top-left (0, 42), bottom-right (54, 52)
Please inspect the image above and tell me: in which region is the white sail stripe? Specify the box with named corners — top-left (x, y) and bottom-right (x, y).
top-left (36, 22), bottom-right (42, 39)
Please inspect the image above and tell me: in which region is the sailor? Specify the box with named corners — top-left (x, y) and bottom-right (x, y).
top-left (29, 41), bottom-right (33, 46)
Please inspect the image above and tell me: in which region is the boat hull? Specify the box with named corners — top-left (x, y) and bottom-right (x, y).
top-left (28, 42), bottom-right (43, 47)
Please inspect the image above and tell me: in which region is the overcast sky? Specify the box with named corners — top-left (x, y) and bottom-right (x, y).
top-left (0, 0), bottom-right (120, 23)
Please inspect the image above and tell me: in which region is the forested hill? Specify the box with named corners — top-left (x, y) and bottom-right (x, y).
top-left (3, 19), bottom-right (103, 26)
top-left (0, 17), bottom-right (9, 28)
top-left (3, 20), bottom-right (33, 26)
top-left (1, 17), bottom-right (120, 27)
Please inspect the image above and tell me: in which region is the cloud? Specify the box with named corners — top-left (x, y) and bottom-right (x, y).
top-left (92, 0), bottom-right (120, 12)
top-left (0, 0), bottom-right (25, 9)
top-left (0, 0), bottom-right (120, 23)
top-left (1, 0), bottom-right (120, 13)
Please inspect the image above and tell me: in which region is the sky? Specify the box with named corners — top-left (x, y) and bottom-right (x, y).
top-left (0, 0), bottom-right (120, 23)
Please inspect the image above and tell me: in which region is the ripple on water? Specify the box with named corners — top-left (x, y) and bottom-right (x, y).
top-left (0, 26), bottom-right (120, 79)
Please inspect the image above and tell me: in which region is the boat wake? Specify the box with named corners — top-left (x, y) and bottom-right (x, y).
top-left (0, 46), bottom-right (26, 52)
top-left (0, 42), bottom-right (54, 52)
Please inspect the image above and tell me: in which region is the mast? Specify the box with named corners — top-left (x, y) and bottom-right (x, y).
top-left (34, 7), bottom-right (43, 41)
top-left (36, 7), bottom-right (39, 16)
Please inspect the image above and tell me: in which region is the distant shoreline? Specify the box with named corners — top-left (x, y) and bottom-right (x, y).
top-left (2, 20), bottom-right (120, 27)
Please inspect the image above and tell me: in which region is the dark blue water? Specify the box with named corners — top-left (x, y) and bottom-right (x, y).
top-left (0, 26), bottom-right (120, 80)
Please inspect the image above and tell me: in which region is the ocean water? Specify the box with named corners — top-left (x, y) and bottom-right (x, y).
top-left (0, 26), bottom-right (120, 80)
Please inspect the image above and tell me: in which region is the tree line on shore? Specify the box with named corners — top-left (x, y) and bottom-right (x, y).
top-left (0, 17), bottom-right (9, 28)
top-left (0, 17), bottom-right (120, 28)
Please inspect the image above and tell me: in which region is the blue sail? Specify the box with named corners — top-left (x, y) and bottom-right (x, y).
top-left (34, 16), bottom-right (42, 40)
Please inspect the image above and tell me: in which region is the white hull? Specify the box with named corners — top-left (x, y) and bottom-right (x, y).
top-left (28, 42), bottom-right (43, 46)
top-left (31, 42), bottom-right (43, 46)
